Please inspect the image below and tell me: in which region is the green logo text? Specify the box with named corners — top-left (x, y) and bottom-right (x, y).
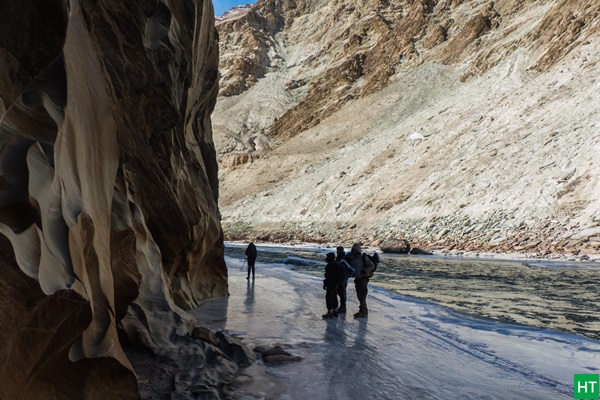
top-left (575, 374), bottom-right (600, 399)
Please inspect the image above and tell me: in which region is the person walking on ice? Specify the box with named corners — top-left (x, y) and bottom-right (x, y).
top-left (245, 241), bottom-right (257, 280)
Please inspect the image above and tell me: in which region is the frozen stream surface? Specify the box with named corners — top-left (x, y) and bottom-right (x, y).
top-left (191, 254), bottom-right (600, 399)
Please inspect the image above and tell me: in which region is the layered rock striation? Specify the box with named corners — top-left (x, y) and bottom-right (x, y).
top-left (215, 0), bottom-right (600, 258)
top-left (0, 0), bottom-right (235, 398)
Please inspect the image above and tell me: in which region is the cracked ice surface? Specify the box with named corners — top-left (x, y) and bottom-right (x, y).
top-left (192, 251), bottom-right (600, 399)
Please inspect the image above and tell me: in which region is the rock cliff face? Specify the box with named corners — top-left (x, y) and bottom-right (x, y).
top-left (0, 0), bottom-right (234, 398)
top-left (215, 0), bottom-right (600, 259)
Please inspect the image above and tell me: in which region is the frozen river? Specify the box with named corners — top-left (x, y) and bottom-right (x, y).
top-left (191, 246), bottom-right (600, 399)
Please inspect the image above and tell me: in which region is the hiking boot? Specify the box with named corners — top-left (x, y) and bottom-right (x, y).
top-left (337, 307), bottom-right (346, 313)
top-left (332, 308), bottom-right (339, 316)
top-left (322, 311), bottom-right (333, 319)
top-left (353, 306), bottom-right (367, 318)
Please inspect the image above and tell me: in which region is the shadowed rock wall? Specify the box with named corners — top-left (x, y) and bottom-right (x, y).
top-left (0, 0), bottom-right (230, 398)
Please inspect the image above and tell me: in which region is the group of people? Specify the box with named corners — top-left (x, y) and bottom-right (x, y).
top-left (323, 243), bottom-right (376, 319)
top-left (243, 241), bottom-right (376, 319)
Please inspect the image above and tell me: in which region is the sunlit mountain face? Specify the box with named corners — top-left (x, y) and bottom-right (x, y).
top-left (213, 0), bottom-right (600, 261)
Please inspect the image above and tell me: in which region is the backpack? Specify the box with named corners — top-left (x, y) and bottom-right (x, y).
top-left (362, 252), bottom-right (380, 277)
top-left (371, 252), bottom-right (380, 270)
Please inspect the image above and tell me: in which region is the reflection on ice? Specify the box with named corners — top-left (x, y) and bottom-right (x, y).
top-left (191, 251), bottom-right (600, 399)
top-left (244, 279), bottom-right (256, 314)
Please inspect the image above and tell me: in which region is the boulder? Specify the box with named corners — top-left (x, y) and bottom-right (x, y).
top-left (190, 326), bottom-right (219, 347)
top-left (409, 248), bottom-right (434, 255)
top-left (252, 345), bottom-right (303, 363)
top-left (263, 355), bottom-right (303, 363)
top-left (253, 345), bottom-right (271, 354)
top-left (262, 346), bottom-right (293, 357)
top-left (216, 331), bottom-right (257, 368)
top-left (380, 238), bottom-right (411, 254)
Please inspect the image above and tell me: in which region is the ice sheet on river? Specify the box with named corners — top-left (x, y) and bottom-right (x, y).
top-left (191, 257), bottom-right (600, 399)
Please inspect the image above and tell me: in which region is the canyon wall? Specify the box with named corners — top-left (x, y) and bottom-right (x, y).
top-left (0, 0), bottom-right (234, 398)
top-left (215, 0), bottom-right (600, 259)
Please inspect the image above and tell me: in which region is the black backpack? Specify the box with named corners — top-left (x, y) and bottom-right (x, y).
top-left (362, 252), bottom-right (380, 277)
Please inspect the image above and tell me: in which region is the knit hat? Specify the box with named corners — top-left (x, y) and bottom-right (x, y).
top-left (336, 246), bottom-right (345, 253)
top-left (326, 252), bottom-right (336, 262)
top-left (351, 243), bottom-right (362, 253)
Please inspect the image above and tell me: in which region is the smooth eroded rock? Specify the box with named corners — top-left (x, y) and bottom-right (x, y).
top-left (0, 0), bottom-right (232, 398)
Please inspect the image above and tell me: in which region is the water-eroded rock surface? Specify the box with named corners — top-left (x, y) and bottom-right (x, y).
top-left (0, 1), bottom-right (232, 398)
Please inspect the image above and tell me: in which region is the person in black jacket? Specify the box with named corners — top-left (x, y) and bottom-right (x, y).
top-left (245, 242), bottom-right (257, 280)
top-left (335, 246), bottom-right (350, 313)
top-left (322, 252), bottom-right (340, 319)
top-left (347, 243), bottom-right (375, 318)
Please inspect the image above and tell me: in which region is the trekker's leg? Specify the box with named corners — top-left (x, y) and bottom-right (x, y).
top-left (354, 278), bottom-right (368, 318)
top-left (324, 286), bottom-right (337, 318)
top-left (337, 283), bottom-right (347, 312)
top-left (331, 284), bottom-right (339, 315)
top-left (248, 260), bottom-right (255, 279)
top-left (362, 278), bottom-right (369, 314)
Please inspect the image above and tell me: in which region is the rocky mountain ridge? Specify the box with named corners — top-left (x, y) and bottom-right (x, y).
top-left (214, 0), bottom-right (600, 260)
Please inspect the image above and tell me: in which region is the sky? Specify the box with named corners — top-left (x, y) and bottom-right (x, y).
top-left (213, 0), bottom-right (257, 16)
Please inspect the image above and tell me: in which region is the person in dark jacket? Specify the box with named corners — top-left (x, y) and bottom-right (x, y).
top-left (335, 246), bottom-right (350, 313)
top-left (322, 252), bottom-right (340, 319)
top-left (245, 242), bottom-right (257, 280)
top-left (347, 243), bottom-right (375, 318)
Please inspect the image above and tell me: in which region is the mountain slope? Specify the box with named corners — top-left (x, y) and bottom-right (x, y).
top-left (214, 0), bottom-right (600, 258)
